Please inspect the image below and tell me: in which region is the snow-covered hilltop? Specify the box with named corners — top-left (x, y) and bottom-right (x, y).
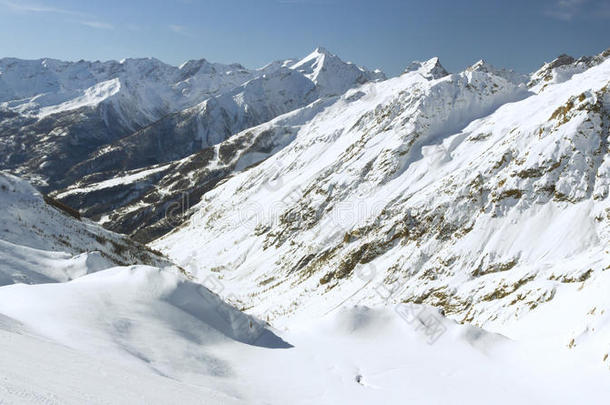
top-left (0, 171), bottom-right (298, 403)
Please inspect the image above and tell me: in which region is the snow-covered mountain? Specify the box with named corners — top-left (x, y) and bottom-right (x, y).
top-left (0, 49), bottom-right (384, 191)
top-left (1, 47), bottom-right (610, 404)
top-left (56, 49), bottom-right (385, 182)
top-left (0, 57), bottom-right (262, 189)
top-left (291, 47), bottom-right (385, 96)
top-left (0, 56), bottom-right (260, 120)
top-left (152, 48), bottom-right (610, 365)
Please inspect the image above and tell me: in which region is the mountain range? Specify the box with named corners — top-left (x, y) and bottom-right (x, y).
top-left (0, 46), bottom-right (609, 404)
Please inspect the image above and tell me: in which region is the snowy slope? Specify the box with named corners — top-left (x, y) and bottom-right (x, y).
top-left (0, 312), bottom-right (241, 405)
top-left (1, 48), bottom-right (610, 404)
top-left (6, 174), bottom-right (602, 404)
top-left (153, 50), bottom-right (610, 365)
top-left (0, 172), bottom-right (170, 285)
top-left (54, 97), bottom-right (338, 242)
top-left (1, 288), bottom-right (608, 404)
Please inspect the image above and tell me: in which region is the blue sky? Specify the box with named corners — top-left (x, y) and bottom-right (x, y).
top-left (0, 0), bottom-right (608, 76)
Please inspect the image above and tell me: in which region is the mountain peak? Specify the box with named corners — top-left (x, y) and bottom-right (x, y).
top-left (119, 57), bottom-right (165, 66)
top-left (466, 59), bottom-right (528, 85)
top-left (403, 57), bottom-right (449, 80)
top-left (548, 54), bottom-right (576, 69)
top-left (313, 46), bottom-right (331, 56)
top-left (466, 59), bottom-right (499, 74)
top-left (468, 59), bottom-right (488, 70)
top-left (290, 48), bottom-right (385, 96)
top-left (292, 47), bottom-right (338, 70)
top-left (527, 50), bottom-right (610, 90)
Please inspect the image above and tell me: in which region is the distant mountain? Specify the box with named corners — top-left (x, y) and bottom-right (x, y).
top-left (0, 49), bottom-right (384, 190)
top-left (403, 57), bottom-right (449, 80)
top-left (61, 48), bottom-right (386, 181)
top-left (0, 57), bottom-right (263, 189)
top-left (0, 56), bottom-right (260, 120)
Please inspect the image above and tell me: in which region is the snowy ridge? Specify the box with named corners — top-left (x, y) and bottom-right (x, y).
top-left (38, 77), bottom-right (122, 118)
top-left (0, 56), bottom-right (260, 120)
top-left (528, 48), bottom-right (610, 92)
top-left (403, 57), bottom-right (449, 80)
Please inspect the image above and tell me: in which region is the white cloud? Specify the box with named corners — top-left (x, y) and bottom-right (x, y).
top-left (169, 24), bottom-right (190, 36)
top-left (80, 20), bottom-right (114, 30)
top-left (0, 0), bottom-right (80, 15)
top-left (545, 0), bottom-right (609, 20)
top-left (1, 1), bottom-right (115, 30)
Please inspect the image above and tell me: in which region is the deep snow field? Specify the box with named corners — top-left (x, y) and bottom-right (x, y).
top-left (1, 267), bottom-right (610, 404)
